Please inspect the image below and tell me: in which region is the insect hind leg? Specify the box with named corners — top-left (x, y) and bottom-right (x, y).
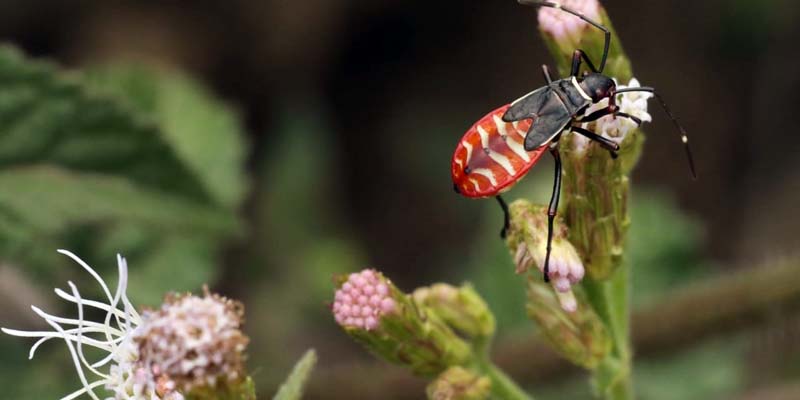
top-left (496, 195), bottom-right (510, 239)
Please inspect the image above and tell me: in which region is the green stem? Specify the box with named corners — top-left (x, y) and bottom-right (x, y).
top-left (584, 265), bottom-right (633, 399)
top-left (473, 338), bottom-right (534, 400)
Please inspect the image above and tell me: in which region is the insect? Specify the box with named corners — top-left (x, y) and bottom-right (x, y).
top-left (451, 0), bottom-right (696, 281)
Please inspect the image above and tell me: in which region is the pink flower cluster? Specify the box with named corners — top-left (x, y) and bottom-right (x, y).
top-left (537, 0), bottom-right (601, 43)
top-left (333, 269), bottom-right (396, 330)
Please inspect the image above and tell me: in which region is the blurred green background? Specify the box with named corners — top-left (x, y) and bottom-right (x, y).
top-left (0, 0), bottom-right (799, 399)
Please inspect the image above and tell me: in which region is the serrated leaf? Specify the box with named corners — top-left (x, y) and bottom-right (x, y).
top-left (0, 45), bottom-right (211, 202)
top-left (273, 349), bottom-right (317, 400)
top-left (84, 65), bottom-right (247, 209)
top-left (0, 45), bottom-right (243, 298)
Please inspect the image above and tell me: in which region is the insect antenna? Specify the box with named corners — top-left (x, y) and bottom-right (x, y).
top-left (615, 86), bottom-right (697, 179)
top-left (517, 1), bottom-right (611, 73)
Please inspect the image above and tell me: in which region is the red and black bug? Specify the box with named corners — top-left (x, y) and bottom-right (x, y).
top-left (451, 0), bottom-right (696, 281)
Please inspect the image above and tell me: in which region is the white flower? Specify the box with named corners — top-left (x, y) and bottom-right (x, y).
top-left (573, 77), bottom-right (653, 154)
top-left (2, 250), bottom-right (183, 400)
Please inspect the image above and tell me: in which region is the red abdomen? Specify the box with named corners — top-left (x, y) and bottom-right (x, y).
top-left (451, 104), bottom-right (547, 198)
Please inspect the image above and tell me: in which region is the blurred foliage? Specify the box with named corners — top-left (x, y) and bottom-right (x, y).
top-left (634, 337), bottom-right (746, 400)
top-left (535, 337), bottom-right (746, 400)
top-left (0, 45), bottom-right (245, 305)
top-left (273, 350), bottom-right (317, 400)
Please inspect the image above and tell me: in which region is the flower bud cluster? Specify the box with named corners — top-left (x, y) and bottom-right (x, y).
top-left (505, 200), bottom-right (585, 311)
top-left (412, 283), bottom-right (495, 339)
top-left (332, 269), bottom-right (396, 330)
top-left (332, 269), bottom-right (472, 377)
top-left (537, 0), bottom-right (601, 50)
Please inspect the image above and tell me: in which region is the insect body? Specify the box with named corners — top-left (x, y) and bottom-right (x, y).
top-left (451, 0), bottom-right (696, 281)
top-left (451, 104), bottom-right (546, 198)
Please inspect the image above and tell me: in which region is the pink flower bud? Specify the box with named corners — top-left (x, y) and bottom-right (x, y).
top-left (537, 0), bottom-right (601, 46)
top-left (332, 269), bottom-right (397, 331)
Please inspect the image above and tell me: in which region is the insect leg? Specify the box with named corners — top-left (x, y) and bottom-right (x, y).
top-left (577, 105), bottom-right (618, 123)
top-left (569, 126), bottom-right (619, 158)
top-left (571, 49), bottom-right (599, 76)
top-left (496, 195), bottom-right (510, 239)
top-left (615, 86), bottom-right (697, 178)
top-left (578, 105), bottom-right (643, 126)
top-left (542, 64), bottom-right (553, 84)
top-left (518, 1), bottom-right (611, 72)
top-left (543, 146), bottom-right (562, 282)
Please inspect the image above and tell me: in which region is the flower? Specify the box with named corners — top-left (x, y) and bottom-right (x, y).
top-left (537, 0), bottom-right (601, 50)
top-left (505, 200), bottom-right (585, 312)
top-left (2, 250), bottom-right (249, 400)
top-left (332, 268), bottom-right (472, 377)
top-left (332, 269), bottom-right (396, 331)
top-left (1, 249), bottom-right (183, 400)
top-left (574, 77), bottom-right (653, 154)
top-left (134, 288), bottom-right (249, 394)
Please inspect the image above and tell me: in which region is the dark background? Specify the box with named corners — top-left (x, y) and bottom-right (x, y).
top-left (1, 1), bottom-right (799, 399)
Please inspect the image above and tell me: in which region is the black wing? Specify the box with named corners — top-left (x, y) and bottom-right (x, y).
top-left (502, 87), bottom-right (572, 151)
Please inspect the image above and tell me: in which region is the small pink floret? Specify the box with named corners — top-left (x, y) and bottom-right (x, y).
top-left (376, 283), bottom-right (388, 296)
top-left (553, 277), bottom-right (571, 293)
top-left (380, 298), bottom-right (396, 314)
top-left (369, 295), bottom-right (381, 306)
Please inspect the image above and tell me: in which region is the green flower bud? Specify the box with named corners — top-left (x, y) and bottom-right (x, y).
top-left (333, 269), bottom-right (472, 377)
top-left (526, 277), bottom-right (610, 369)
top-left (412, 283), bottom-right (496, 340)
top-left (426, 367), bottom-right (491, 400)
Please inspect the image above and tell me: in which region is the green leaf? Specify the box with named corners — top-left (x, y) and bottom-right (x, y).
top-left (0, 46), bottom-right (209, 202)
top-left (84, 65), bottom-right (247, 209)
top-left (0, 44), bottom-right (244, 301)
top-left (273, 349), bottom-right (318, 400)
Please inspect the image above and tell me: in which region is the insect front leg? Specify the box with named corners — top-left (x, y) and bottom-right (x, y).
top-left (569, 125), bottom-right (619, 158)
top-left (543, 144), bottom-right (562, 282)
top-left (570, 49), bottom-right (599, 76)
top-left (542, 64), bottom-right (554, 84)
top-left (518, 1), bottom-right (611, 72)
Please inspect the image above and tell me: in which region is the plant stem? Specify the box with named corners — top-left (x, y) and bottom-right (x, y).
top-left (473, 338), bottom-right (534, 400)
top-left (584, 264), bottom-right (633, 399)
